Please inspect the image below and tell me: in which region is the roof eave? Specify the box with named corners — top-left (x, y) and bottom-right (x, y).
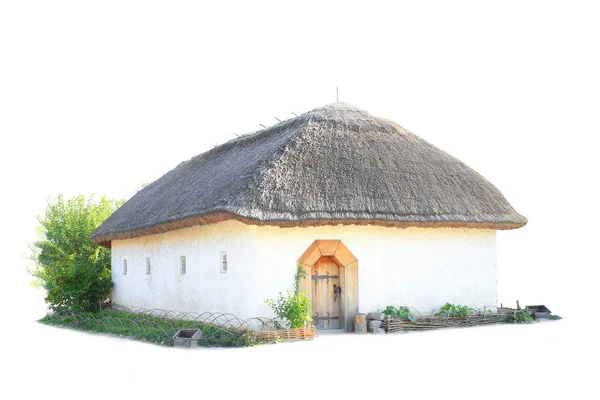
top-left (90, 212), bottom-right (527, 247)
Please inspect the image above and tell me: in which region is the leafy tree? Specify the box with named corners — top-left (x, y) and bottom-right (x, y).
top-left (29, 195), bottom-right (122, 312)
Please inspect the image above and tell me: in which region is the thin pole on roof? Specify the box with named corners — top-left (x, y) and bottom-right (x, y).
top-left (275, 117), bottom-right (282, 122)
top-left (292, 111), bottom-right (298, 116)
top-left (259, 124), bottom-right (267, 128)
top-left (336, 86), bottom-right (339, 102)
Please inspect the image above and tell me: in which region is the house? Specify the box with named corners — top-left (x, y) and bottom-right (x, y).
top-left (91, 103), bottom-right (526, 331)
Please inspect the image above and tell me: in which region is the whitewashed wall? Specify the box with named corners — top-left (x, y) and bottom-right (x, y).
top-left (111, 221), bottom-right (259, 317)
top-left (111, 221), bottom-right (497, 319)
top-left (254, 225), bottom-right (497, 316)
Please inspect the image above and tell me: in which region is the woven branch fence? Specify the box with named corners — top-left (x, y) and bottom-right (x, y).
top-left (382, 307), bottom-right (516, 333)
top-left (111, 304), bottom-right (269, 331)
top-left (254, 327), bottom-right (316, 341)
top-left (110, 305), bottom-right (315, 341)
top-left (43, 305), bottom-right (314, 346)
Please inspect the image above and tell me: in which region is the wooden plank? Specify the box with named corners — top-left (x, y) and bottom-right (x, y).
top-left (332, 259), bottom-right (341, 329)
top-left (333, 241), bottom-right (357, 267)
top-left (311, 263), bottom-right (322, 330)
top-left (338, 261), bottom-right (346, 331)
top-left (324, 257), bottom-right (331, 330)
top-left (325, 257), bottom-right (335, 329)
top-left (316, 240), bottom-right (339, 256)
top-left (320, 257), bottom-right (330, 330)
top-left (298, 240), bottom-right (321, 267)
top-left (344, 264), bottom-right (351, 332)
top-left (344, 261), bottom-right (359, 332)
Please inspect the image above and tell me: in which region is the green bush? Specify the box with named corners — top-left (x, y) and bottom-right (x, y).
top-left (265, 291), bottom-right (313, 329)
top-left (435, 302), bottom-right (476, 317)
top-left (29, 195), bottom-right (122, 313)
top-left (382, 305), bottom-right (417, 322)
top-left (509, 309), bottom-right (534, 324)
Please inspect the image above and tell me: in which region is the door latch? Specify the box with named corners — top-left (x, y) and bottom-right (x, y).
top-left (333, 284), bottom-right (342, 302)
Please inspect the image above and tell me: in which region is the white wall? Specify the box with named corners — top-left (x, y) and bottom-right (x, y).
top-left (111, 221), bottom-right (259, 317)
top-left (111, 221), bottom-right (497, 319)
top-left (254, 225), bottom-right (497, 316)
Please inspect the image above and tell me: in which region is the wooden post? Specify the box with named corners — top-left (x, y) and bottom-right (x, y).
top-left (354, 314), bottom-right (367, 334)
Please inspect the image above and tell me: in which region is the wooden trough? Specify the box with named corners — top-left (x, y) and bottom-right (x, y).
top-left (173, 328), bottom-right (204, 348)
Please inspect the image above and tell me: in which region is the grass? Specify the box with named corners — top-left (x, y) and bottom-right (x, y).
top-left (39, 309), bottom-right (262, 347)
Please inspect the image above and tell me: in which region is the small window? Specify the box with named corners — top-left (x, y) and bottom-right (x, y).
top-left (123, 259), bottom-right (128, 275)
top-left (220, 251), bottom-right (227, 273)
top-left (145, 258), bottom-right (151, 275)
top-left (180, 256), bottom-right (186, 275)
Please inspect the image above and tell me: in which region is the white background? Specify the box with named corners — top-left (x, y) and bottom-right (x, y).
top-left (1, 1), bottom-right (598, 398)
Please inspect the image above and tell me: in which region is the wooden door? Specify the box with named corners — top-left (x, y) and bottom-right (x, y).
top-left (311, 256), bottom-right (341, 330)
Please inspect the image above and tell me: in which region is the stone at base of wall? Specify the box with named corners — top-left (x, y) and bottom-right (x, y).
top-left (367, 312), bottom-right (385, 321)
top-left (368, 320), bottom-right (382, 329)
top-left (367, 312), bottom-right (386, 333)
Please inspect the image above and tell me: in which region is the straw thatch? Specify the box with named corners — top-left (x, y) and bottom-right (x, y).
top-left (91, 103), bottom-right (526, 247)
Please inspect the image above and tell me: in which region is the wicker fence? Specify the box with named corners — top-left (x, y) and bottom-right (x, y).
top-left (254, 326), bottom-right (316, 341)
top-left (382, 307), bottom-right (516, 333)
top-left (41, 305), bottom-right (316, 346)
top-left (111, 304), bottom-right (315, 342)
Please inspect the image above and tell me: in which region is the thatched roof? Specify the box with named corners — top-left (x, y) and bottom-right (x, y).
top-left (91, 103), bottom-right (526, 247)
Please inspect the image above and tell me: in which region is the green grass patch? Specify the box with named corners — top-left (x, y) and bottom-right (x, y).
top-left (39, 309), bottom-right (262, 348)
top-left (549, 314), bottom-right (562, 320)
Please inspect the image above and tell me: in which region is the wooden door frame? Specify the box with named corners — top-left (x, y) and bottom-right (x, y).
top-left (297, 240), bottom-right (358, 332)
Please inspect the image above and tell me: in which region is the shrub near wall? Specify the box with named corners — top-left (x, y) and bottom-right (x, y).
top-left (264, 291), bottom-right (313, 329)
top-left (30, 195), bottom-right (122, 312)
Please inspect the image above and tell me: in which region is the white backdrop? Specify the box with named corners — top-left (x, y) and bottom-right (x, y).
top-left (1, 1), bottom-right (598, 398)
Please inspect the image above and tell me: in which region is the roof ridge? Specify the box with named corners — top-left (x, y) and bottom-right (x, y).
top-left (184, 103), bottom-right (381, 166)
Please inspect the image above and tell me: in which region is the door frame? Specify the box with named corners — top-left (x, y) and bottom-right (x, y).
top-left (297, 240), bottom-right (358, 332)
